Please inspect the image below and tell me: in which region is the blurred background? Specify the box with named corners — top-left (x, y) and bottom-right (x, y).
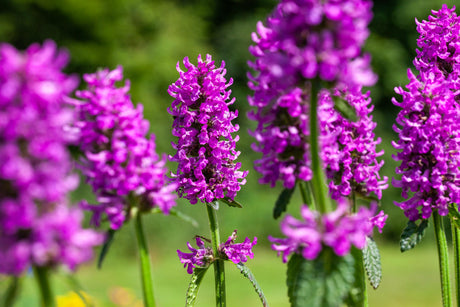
top-left (0, 0), bottom-right (459, 306)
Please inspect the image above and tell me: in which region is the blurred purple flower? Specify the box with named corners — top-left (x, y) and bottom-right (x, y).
top-left (270, 200), bottom-right (385, 262)
top-left (0, 41), bottom-right (102, 275)
top-left (248, 0), bottom-right (377, 189)
top-left (73, 66), bottom-right (177, 230)
top-left (168, 55), bottom-right (248, 205)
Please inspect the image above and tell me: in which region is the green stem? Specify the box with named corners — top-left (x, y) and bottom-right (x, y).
top-left (352, 193), bottom-right (368, 307)
top-left (206, 203), bottom-right (226, 307)
top-left (298, 180), bottom-right (316, 210)
top-left (309, 79), bottom-right (332, 214)
top-left (433, 213), bottom-right (453, 307)
top-left (134, 213), bottom-right (156, 307)
top-left (452, 224), bottom-right (460, 307)
top-left (33, 266), bottom-right (55, 307)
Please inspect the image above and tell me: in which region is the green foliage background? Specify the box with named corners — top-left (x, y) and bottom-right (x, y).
top-left (1, 0), bottom-right (458, 253)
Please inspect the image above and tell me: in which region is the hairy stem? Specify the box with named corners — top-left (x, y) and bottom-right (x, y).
top-left (433, 213), bottom-right (453, 307)
top-left (309, 80), bottom-right (332, 214)
top-left (452, 224), bottom-right (460, 307)
top-left (134, 213), bottom-right (156, 307)
top-left (206, 203), bottom-right (226, 307)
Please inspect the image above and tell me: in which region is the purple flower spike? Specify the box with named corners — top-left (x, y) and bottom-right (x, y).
top-left (270, 199), bottom-right (385, 262)
top-left (168, 55), bottom-right (248, 204)
top-left (248, 0), bottom-right (377, 189)
top-left (393, 69), bottom-right (460, 221)
top-left (73, 66), bottom-right (177, 229)
top-left (321, 88), bottom-right (388, 200)
top-left (414, 5), bottom-right (460, 86)
top-left (177, 237), bottom-right (213, 274)
top-left (392, 5), bottom-right (460, 222)
top-left (0, 41), bottom-right (102, 275)
top-left (220, 230), bottom-right (257, 264)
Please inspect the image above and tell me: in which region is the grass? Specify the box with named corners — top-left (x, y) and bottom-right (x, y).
top-left (7, 239), bottom-right (448, 307)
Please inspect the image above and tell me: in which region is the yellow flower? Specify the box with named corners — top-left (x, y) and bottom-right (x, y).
top-left (56, 291), bottom-right (93, 307)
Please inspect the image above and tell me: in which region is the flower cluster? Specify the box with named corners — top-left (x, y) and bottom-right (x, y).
top-left (248, 0), bottom-right (377, 189)
top-left (321, 89), bottom-right (388, 200)
top-left (73, 66), bottom-right (176, 230)
top-left (393, 70), bottom-right (460, 221)
top-left (393, 5), bottom-right (460, 221)
top-left (414, 5), bottom-right (460, 86)
top-left (177, 237), bottom-right (213, 274)
top-left (220, 230), bottom-right (257, 264)
top-left (168, 55), bottom-right (248, 204)
top-left (177, 231), bottom-right (257, 274)
top-left (0, 41), bottom-right (102, 275)
top-left (269, 200), bottom-right (387, 262)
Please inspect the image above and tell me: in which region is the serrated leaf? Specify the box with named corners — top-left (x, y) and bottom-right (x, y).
top-left (220, 197), bottom-right (243, 208)
top-left (273, 187), bottom-right (296, 219)
top-left (236, 262), bottom-right (268, 307)
top-left (98, 228), bottom-right (116, 269)
top-left (448, 205), bottom-right (460, 229)
top-left (1, 276), bottom-right (21, 307)
top-left (332, 96), bottom-right (358, 122)
top-left (286, 251), bottom-right (355, 307)
top-left (185, 267), bottom-right (208, 307)
top-left (363, 237), bottom-right (382, 289)
top-left (400, 219), bottom-right (429, 252)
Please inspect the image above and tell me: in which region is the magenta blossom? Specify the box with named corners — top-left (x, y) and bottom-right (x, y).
top-left (0, 41), bottom-right (102, 275)
top-left (269, 200), bottom-right (386, 262)
top-left (220, 230), bottom-right (257, 264)
top-left (178, 231), bottom-right (257, 274)
top-left (168, 55), bottom-right (248, 205)
top-left (73, 66), bottom-right (177, 230)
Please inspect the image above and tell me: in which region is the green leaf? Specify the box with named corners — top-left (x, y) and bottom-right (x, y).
top-left (185, 267), bottom-right (209, 307)
top-left (221, 196), bottom-right (243, 208)
top-left (286, 251), bottom-right (355, 307)
top-left (400, 219), bottom-right (429, 252)
top-left (98, 228), bottom-right (117, 269)
top-left (151, 207), bottom-right (199, 228)
top-left (363, 237), bottom-right (382, 289)
top-left (448, 204), bottom-right (460, 229)
top-left (236, 262), bottom-right (268, 307)
top-left (332, 96), bottom-right (358, 122)
top-left (273, 187), bottom-right (296, 219)
top-left (1, 276), bottom-right (21, 307)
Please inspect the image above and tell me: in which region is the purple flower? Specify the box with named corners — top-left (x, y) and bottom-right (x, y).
top-left (414, 5), bottom-right (460, 87)
top-left (177, 237), bottom-right (213, 274)
top-left (248, 0), bottom-right (377, 189)
top-left (168, 55), bottom-right (248, 204)
top-left (0, 41), bottom-right (102, 275)
top-left (392, 69), bottom-right (460, 221)
top-left (178, 231), bottom-right (257, 274)
top-left (321, 88), bottom-right (388, 200)
top-left (220, 230), bottom-right (257, 264)
top-left (270, 200), bottom-right (385, 262)
top-left (73, 66), bottom-right (177, 230)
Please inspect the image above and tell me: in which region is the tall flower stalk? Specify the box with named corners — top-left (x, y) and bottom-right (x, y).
top-left (72, 66), bottom-right (177, 307)
top-left (0, 41), bottom-right (103, 306)
top-left (392, 5), bottom-right (460, 306)
top-left (248, 0), bottom-right (387, 305)
top-left (169, 54), bottom-right (258, 307)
